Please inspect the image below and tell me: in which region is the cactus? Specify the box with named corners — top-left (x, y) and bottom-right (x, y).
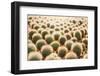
top-left (55, 27), bottom-right (60, 31)
top-left (28, 29), bottom-right (37, 40)
top-left (49, 29), bottom-right (54, 34)
top-left (45, 35), bottom-right (54, 44)
top-left (38, 28), bottom-right (43, 34)
top-left (50, 41), bottom-right (60, 51)
top-left (57, 46), bottom-right (68, 58)
top-left (32, 33), bottom-right (42, 44)
top-left (80, 29), bottom-right (85, 38)
top-left (64, 51), bottom-right (78, 59)
top-left (74, 30), bottom-right (82, 40)
top-left (41, 45), bottom-right (53, 58)
top-left (65, 40), bottom-right (73, 51)
top-left (59, 36), bottom-right (67, 45)
top-left (41, 30), bottom-right (49, 39)
top-left (45, 53), bottom-right (61, 60)
top-left (41, 25), bottom-right (46, 29)
top-left (28, 39), bottom-right (32, 44)
top-left (28, 52), bottom-right (43, 60)
top-left (53, 32), bottom-right (61, 40)
top-left (65, 33), bottom-right (72, 40)
top-left (34, 25), bottom-right (40, 30)
top-left (36, 39), bottom-right (47, 50)
top-left (28, 43), bottom-right (37, 53)
top-left (50, 25), bottom-right (55, 29)
top-left (71, 42), bottom-right (83, 58)
top-left (82, 38), bottom-right (88, 45)
top-left (64, 29), bottom-right (69, 33)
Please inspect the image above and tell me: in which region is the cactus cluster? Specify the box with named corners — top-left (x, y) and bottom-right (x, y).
top-left (27, 16), bottom-right (88, 61)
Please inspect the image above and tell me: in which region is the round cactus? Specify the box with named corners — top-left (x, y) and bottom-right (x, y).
top-left (49, 29), bottom-right (54, 34)
top-left (59, 36), bottom-right (67, 45)
top-left (55, 27), bottom-right (60, 31)
top-left (32, 33), bottom-right (42, 44)
top-left (64, 51), bottom-right (78, 59)
top-left (65, 40), bottom-right (73, 51)
top-left (41, 30), bottom-right (49, 39)
top-left (53, 32), bottom-right (61, 40)
top-left (41, 25), bottom-right (46, 29)
top-left (71, 37), bottom-right (77, 42)
top-left (65, 33), bottom-right (72, 40)
top-left (41, 45), bottom-right (53, 58)
top-left (57, 46), bottom-right (68, 58)
top-left (28, 52), bottom-right (43, 60)
top-left (45, 35), bottom-right (54, 44)
top-left (82, 38), bottom-right (88, 45)
top-left (80, 29), bottom-right (85, 38)
top-left (50, 25), bottom-right (55, 29)
top-left (45, 53), bottom-right (61, 60)
top-left (71, 42), bottom-right (83, 58)
top-left (28, 29), bottom-right (37, 40)
top-left (64, 29), bottom-right (69, 33)
top-left (74, 30), bottom-right (82, 40)
top-left (34, 25), bottom-right (40, 30)
top-left (50, 41), bottom-right (60, 51)
top-left (36, 39), bottom-right (47, 50)
top-left (28, 39), bottom-right (32, 44)
top-left (28, 43), bottom-right (37, 53)
top-left (38, 28), bottom-right (43, 34)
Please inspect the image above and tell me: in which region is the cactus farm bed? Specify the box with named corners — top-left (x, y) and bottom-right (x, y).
top-left (27, 15), bottom-right (88, 61)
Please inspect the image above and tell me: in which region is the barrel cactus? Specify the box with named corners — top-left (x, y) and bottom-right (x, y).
top-left (41, 45), bottom-right (53, 58)
top-left (50, 25), bottom-right (55, 29)
top-left (34, 25), bottom-right (40, 30)
top-left (64, 51), bottom-right (78, 59)
top-left (45, 35), bottom-right (54, 44)
top-left (65, 40), bottom-right (73, 51)
top-left (65, 33), bottom-right (72, 40)
top-left (41, 30), bottom-right (49, 39)
top-left (57, 46), bottom-right (68, 58)
top-left (36, 39), bottom-right (47, 50)
top-left (45, 53), bottom-right (61, 60)
top-left (28, 43), bottom-right (37, 53)
top-left (32, 33), bottom-right (42, 44)
top-left (28, 52), bottom-right (43, 60)
top-left (74, 30), bottom-right (82, 40)
top-left (59, 36), bottom-right (67, 45)
top-left (71, 42), bottom-right (83, 58)
top-left (53, 32), bottom-right (61, 40)
top-left (82, 38), bottom-right (88, 45)
top-left (28, 29), bottom-right (37, 40)
top-left (50, 41), bottom-right (60, 51)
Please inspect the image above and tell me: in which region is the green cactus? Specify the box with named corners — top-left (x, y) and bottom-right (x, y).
top-left (32, 33), bottom-right (42, 44)
top-left (53, 32), bottom-right (61, 40)
top-left (45, 35), bottom-right (54, 44)
top-left (49, 29), bottom-right (54, 34)
top-left (34, 25), bottom-right (40, 30)
top-left (41, 30), bottom-right (49, 39)
top-left (64, 29), bottom-right (69, 33)
top-left (65, 40), bottom-right (73, 51)
top-left (41, 25), bottom-right (46, 29)
top-left (64, 51), bottom-right (78, 59)
top-left (65, 33), bottom-right (72, 40)
top-left (59, 36), bottom-right (67, 45)
top-left (28, 43), bottom-right (37, 53)
top-left (45, 53), bottom-right (61, 60)
top-left (50, 25), bottom-right (55, 29)
top-left (57, 46), bottom-right (68, 58)
top-left (38, 28), bottom-right (43, 34)
top-left (28, 52), bottom-right (43, 60)
top-left (74, 30), bottom-right (82, 40)
top-left (28, 29), bottom-right (37, 40)
top-left (82, 38), bottom-right (88, 45)
top-left (41, 45), bottom-right (53, 58)
top-left (55, 27), bottom-right (60, 31)
top-left (50, 41), bottom-right (60, 51)
top-left (36, 39), bottom-right (47, 50)
top-left (71, 43), bottom-right (83, 58)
